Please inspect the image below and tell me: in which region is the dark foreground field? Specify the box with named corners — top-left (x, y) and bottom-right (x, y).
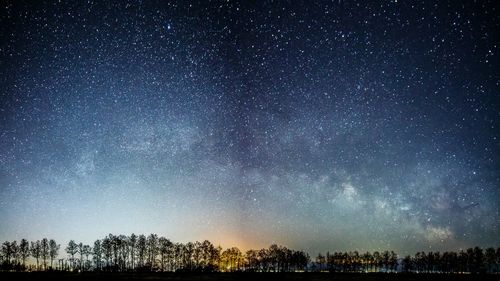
top-left (1, 272), bottom-right (499, 281)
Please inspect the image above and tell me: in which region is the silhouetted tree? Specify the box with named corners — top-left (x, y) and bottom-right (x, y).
top-left (442, 251), bottom-right (458, 273)
top-left (49, 239), bottom-right (59, 269)
top-left (246, 249), bottom-right (259, 271)
top-left (30, 240), bottom-right (41, 270)
top-left (472, 246), bottom-right (484, 274)
top-left (101, 236), bottom-right (112, 269)
top-left (210, 245), bottom-right (222, 271)
top-left (11, 241), bottom-right (20, 269)
top-left (108, 234), bottom-right (118, 269)
top-left (315, 253), bottom-right (325, 272)
top-left (83, 244), bottom-right (92, 270)
top-left (129, 234), bottom-right (137, 270)
top-left (93, 240), bottom-right (102, 270)
top-left (292, 250), bottom-right (309, 271)
top-left (65, 240), bottom-right (78, 271)
top-left (118, 235), bottom-right (129, 271)
top-left (402, 255), bottom-right (412, 272)
top-left (137, 234), bottom-right (147, 269)
top-left (3, 234), bottom-right (500, 274)
top-left (201, 240), bottom-right (217, 271)
top-left (485, 247), bottom-right (496, 273)
top-left (372, 251), bottom-right (381, 272)
top-left (2, 241), bottom-right (13, 268)
top-left (497, 248), bottom-right (500, 272)
top-left (146, 233), bottom-right (159, 270)
top-left (40, 238), bottom-right (49, 270)
top-left (361, 252), bottom-right (372, 272)
top-left (158, 237), bottom-right (172, 271)
top-left (221, 247), bottom-right (243, 271)
top-left (77, 242), bottom-right (84, 271)
top-left (19, 239), bottom-right (29, 269)
top-left (172, 243), bottom-right (183, 271)
top-left (457, 250), bottom-right (467, 273)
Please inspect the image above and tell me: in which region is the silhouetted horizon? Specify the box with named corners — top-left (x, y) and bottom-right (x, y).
top-left (2, 234), bottom-right (499, 274)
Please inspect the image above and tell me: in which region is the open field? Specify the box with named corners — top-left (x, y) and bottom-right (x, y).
top-left (1, 272), bottom-right (499, 281)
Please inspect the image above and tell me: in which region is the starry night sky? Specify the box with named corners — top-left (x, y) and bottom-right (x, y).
top-left (0, 1), bottom-right (499, 256)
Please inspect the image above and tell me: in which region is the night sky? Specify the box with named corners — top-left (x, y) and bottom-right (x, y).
top-left (0, 1), bottom-right (499, 256)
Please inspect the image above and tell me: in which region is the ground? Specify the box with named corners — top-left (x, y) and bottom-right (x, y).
top-left (1, 272), bottom-right (499, 281)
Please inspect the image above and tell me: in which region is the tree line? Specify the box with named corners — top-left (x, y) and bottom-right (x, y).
top-left (0, 238), bottom-right (60, 271)
top-left (1, 234), bottom-right (499, 274)
top-left (317, 247), bottom-right (500, 274)
top-left (1, 234), bottom-right (309, 272)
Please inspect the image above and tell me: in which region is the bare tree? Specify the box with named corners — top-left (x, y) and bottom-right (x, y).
top-left (146, 233), bottom-right (159, 270)
top-left (136, 235), bottom-right (146, 269)
top-left (118, 235), bottom-right (129, 271)
top-left (77, 242), bottom-right (84, 271)
top-left (30, 240), bottom-right (41, 270)
top-left (472, 247), bottom-right (484, 273)
top-left (129, 234), bottom-right (137, 270)
top-left (221, 247), bottom-right (243, 272)
top-left (246, 249), bottom-right (259, 271)
top-left (11, 241), bottom-right (20, 267)
top-left (158, 237), bottom-right (172, 271)
top-left (82, 244), bottom-right (91, 271)
top-left (93, 240), bottom-right (102, 270)
top-left (49, 239), bottom-right (60, 269)
top-left (101, 237), bottom-right (112, 269)
top-left (19, 239), bottom-right (30, 269)
top-left (2, 241), bottom-right (13, 266)
top-left (40, 238), bottom-right (50, 270)
top-left (109, 234), bottom-right (118, 268)
top-left (65, 240), bottom-right (78, 271)
top-left (315, 253), bottom-right (325, 272)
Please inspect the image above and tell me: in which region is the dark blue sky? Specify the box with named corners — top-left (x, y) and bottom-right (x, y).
top-left (0, 0), bottom-right (499, 255)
